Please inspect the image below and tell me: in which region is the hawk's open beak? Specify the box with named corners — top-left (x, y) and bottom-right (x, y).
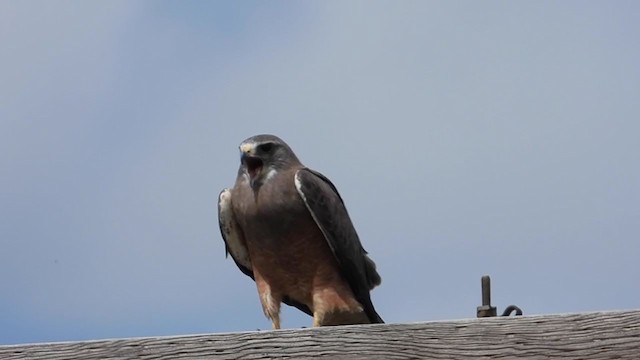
top-left (240, 143), bottom-right (263, 187)
top-left (241, 153), bottom-right (263, 181)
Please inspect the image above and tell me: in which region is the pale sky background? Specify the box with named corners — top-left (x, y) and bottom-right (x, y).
top-left (1, 1), bottom-right (639, 345)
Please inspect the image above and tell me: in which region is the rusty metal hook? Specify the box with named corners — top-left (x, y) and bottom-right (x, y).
top-left (501, 304), bottom-right (523, 316)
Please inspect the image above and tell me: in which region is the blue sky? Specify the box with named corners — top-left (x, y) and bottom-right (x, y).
top-left (1, 1), bottom-right (639, 345)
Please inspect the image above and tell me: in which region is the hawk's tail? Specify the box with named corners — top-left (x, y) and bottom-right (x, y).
top-left (367, 308), bottom-right (384, 324)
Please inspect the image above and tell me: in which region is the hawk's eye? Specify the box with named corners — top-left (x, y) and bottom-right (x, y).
top-left (258, 143), bottom-right (274, 153)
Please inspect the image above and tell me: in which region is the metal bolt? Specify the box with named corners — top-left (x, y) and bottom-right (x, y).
top-left (477, 275), bottom-right (497, 317)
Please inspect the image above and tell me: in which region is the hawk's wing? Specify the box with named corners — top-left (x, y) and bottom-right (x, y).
top-left (294, 168), bottom-right (383, 323)
top-left (218, 188), bottom-right (313, 316)
top-left (218, 189), bottom-right (253, 279)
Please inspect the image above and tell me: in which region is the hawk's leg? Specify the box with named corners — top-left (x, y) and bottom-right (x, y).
top-left (255, 275), bottom-right (282, 330)
top-left (311, 286), bottom-right (368, 326)
top-left (312, 311), bottom-right (324, 327)
top-left (271, 314), bottom-right (281, 330)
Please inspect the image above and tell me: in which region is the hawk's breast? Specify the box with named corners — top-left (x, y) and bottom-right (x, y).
top-left (232, 169), bottom-right (347, 308)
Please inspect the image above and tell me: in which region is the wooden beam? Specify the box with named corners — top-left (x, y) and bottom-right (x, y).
top-left (2, 310), bottom-right (639, 359)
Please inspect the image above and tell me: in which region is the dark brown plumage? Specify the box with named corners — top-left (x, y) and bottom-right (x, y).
top-left (218, 134), bottom-right (382, 328)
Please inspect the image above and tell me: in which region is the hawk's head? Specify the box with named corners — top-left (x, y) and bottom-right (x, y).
top-left (238, 134), bottom-right (301, 188)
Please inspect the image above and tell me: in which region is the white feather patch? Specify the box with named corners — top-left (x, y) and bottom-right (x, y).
top-left (294, 173), bottom-right (306, 202)
top-left (264, 168), bottom-right (278, 183)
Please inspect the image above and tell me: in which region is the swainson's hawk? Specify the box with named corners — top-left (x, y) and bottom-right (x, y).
top-left (218, 134), bottom-right (383, 329)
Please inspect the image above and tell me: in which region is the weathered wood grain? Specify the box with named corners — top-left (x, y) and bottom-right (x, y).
top-left (1, 310), bottom-right (639, 359)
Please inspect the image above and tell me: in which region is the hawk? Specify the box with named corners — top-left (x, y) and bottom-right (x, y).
top-left (218, 134), bottom-right (383, 329)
